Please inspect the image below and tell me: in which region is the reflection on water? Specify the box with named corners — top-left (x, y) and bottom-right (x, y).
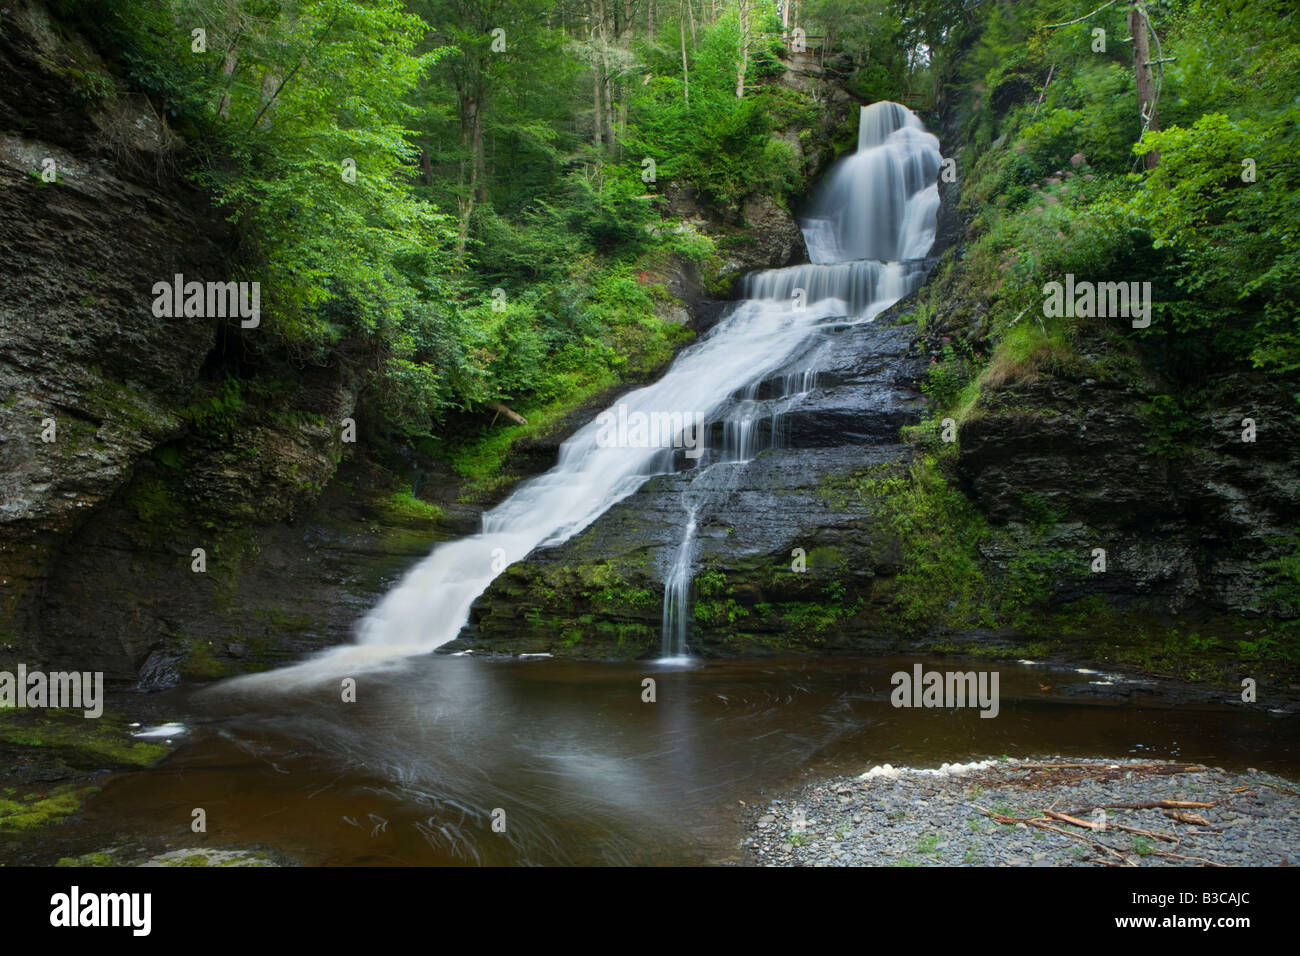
top-left (60, 657), bottom-right (1300, 866)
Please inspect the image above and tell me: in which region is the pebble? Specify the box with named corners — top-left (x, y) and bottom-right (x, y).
top-left (740, 758), bottom-right (1300, 868)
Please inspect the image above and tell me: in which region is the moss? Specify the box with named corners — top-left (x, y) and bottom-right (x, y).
top-left (255, 608), bottom-right (320, 634)
top-left (86, 373), bottom-right (174, 435)
top-left (55, 851), bottom-right (118, 867)
top-left (0, 783), bottom-right (98, 830)
top-left (0, 707), bottom-right (169, 768)
top-left (180, 377), bottom-right (247, 440)
top-left (381, 490), bottom-right (443, 522)
top-left (125, 475), bottom-right (185, 527)
top-left (805, 546), bottom-right (845, 570)
top-left (929, 640), bottom-right (1056, 660)
top-left (179, 637), bottom-right (236, 681)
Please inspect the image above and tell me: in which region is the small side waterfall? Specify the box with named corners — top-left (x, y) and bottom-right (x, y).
top-left (660, 504), bottom-right (697, 660)
top-left (232, 102), bottom-right (940, 686)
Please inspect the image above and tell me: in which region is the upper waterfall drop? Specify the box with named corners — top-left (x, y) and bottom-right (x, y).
top-left (800, 101), bottom-right (942, 266)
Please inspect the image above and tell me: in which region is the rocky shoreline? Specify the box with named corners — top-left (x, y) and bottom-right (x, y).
top-left (740, 757), bottom-right (1300, 867)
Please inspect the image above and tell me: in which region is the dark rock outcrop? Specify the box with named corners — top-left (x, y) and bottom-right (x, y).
top-left (460, 318), bottom-right (930, 657)
top-left (0, 0), bottom-right (231, 633)
top-left (958, 360), bottom-right (1300, 618)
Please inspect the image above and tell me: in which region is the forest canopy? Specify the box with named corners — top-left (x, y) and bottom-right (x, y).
top-left (56, 0), bottom-right (1300, 451)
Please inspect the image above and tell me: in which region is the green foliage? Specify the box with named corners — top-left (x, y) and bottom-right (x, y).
top-left (1140, 392), bottom-right (1207, 458)
top-left (627, 67), bottom-right (797, 212)
top-left (694, 567), bottom-right (750, 627)
top-left (1127, 111), bottom-right (1300, 383)
top-left (921, 343), bottom-right (972, 409)
top-left (181, 376), bottom-right (246, 438)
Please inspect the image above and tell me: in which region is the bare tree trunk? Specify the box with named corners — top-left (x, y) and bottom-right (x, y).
top-left (463, 93), bottom-right (487, 202)
top-left (590, 0), bottom-right (607, 148)
top-left (688, 0), bottom-right (696, 44)
top-left (604, 73), bottom-right (616, 148)
top-left (592, 59), bottom-right (604, 147)
top-left (1128, 4), bottom-right (1160, 169)
top-left (649, 0), bottom-right (655, 35)
top-left (680, 1), bottom-right (690, 105)
top-left (735, 0), bottom-right (749, 98)
top-left (454, 79), bottom-right (485, 259)
top-left (215, 50), bottom-right (240, 118)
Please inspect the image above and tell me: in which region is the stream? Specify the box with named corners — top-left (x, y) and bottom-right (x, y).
top-left (22, 656), bottom-right (1299, 866)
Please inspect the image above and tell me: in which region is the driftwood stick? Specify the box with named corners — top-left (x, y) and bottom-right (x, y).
top-left (487, 400), bottom-right (528, 425)
top-left (1163, 810), bottom-right (1212, 826)
top-left (1043, 809), bottom-right (1179, 843)
top-left (1009, 762), bottom-right (1204, 774)
top-left (1066, 799), bottom-right (1214, 815)
top-left (972, 805), bottom-right (1128, 861)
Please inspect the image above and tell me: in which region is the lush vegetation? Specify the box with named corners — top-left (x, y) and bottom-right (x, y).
top-left (914, 0), bottom-right (1300, 409)
top-left (58, 0), bottom-right (893, 461)
top-left (872, 0), bottom-right (1300, 670)
top-left (38, 0), bottom-right (1298, 667)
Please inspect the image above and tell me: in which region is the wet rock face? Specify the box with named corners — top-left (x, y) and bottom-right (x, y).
top-left (957, 362), bottom-right (1300, 617)
top-left (662, 183), bottom-right (809, 286)
top-left (0, 1), bottom-right (232, 630)
top-left (462, 319), bottom-right (930, 657)
top-left (737, 194), bottom-right (809, 269)
top-left (0, 3), bottom-right (375, 677)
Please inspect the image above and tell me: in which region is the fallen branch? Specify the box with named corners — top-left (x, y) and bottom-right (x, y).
top-left (1066, 799), bottom-right (1214, 814)
top-left (1044, 809), bottom-right (1179, 843)
top-left (1163, 810), bottom-right (1211, 826)
top-left (487, 400), bottom-right (528, 426)
top-left (1147, 848), bottom-right (1224, 867)
top-left (1253, 780), bottom-right (1300, 797)
top-left (1032, 64), bottom-right (1055, 118)
top-left (1008, 762), bottom-right (1204, 774)
top-left (972, 805), bottom-right (1128, 862)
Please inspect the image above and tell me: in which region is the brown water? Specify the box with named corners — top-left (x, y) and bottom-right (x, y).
top-left (30, 656), bottom-right (1300, 865)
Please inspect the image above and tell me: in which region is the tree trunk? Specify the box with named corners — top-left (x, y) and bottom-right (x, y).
top-left (604, 73), bottom-right (616, 148)
top-left (215, 51), bottom-right (240, 118)
top-left (1129, 4), bottom-right (1160, 169)
top-left (455, 82), bottom-right (485, 259)
top-left (461, 91), bottom-right (487, 202)
top-left (592, 63), bottom-right (604, 147)
top-left (735, 0), bottom-right (749, 98)
top-left (680, 1), bottom-right (690, 106)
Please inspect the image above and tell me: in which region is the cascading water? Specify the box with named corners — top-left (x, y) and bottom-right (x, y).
top-left (654, 100), bottom-right (941, 659)
top-left (234, 101), bottom-right (940, 686)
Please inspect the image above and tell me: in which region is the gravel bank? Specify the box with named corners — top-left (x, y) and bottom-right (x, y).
top-left (740, 758), bottom-right (1300, 867)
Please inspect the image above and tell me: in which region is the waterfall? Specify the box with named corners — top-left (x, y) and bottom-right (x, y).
top-left (235, 102), bottom-right (941, 685)
top-left (654, 101), bottom-right (940, 658)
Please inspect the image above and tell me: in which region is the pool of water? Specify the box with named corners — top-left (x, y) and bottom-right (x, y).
top-left (23, 656), bottom-right (1300, 865)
